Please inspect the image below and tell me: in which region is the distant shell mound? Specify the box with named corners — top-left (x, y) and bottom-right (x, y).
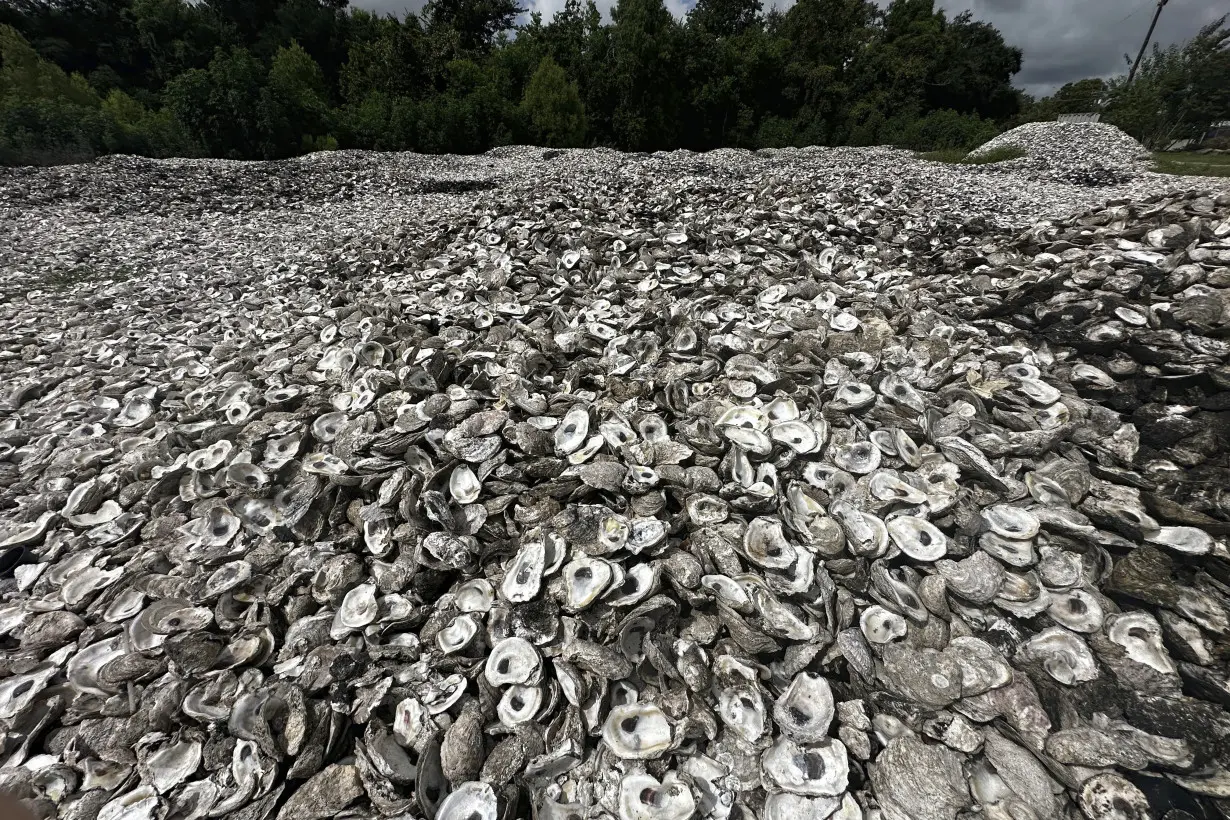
top-left (968, 121), bottom-right (1151, 182)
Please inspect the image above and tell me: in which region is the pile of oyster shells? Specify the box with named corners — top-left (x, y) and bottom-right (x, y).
top-left (966, 122), bottom-right (1153, 187)
top-left (1, 148), bottom-right (1229, 820)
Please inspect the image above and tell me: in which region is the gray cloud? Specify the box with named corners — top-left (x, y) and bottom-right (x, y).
top-left (353, 0), bottom-right (426, 17)
top-left (978, 0), bottom-right (1024, 12)
top-left (351, 0), bottom-right (1226, 97)
top-left (937, 0), bottom-right (1227, 97)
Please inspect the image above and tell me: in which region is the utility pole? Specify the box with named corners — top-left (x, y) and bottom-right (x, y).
top-left (1127, 0), bottom-right (1169, 85)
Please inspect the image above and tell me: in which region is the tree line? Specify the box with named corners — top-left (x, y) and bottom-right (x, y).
top-left (0, 0), bottom-right (1225, 166)
top-left (1025, 20), bottom-right (1229, 151)
top-left (0, 0), bottom-right (1026, 164)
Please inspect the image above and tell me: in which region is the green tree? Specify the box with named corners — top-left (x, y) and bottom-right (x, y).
top-left (521, 56), bottom-right (585, 146)
top-left (1, 22), bottom-right (196, 163)
top-left (164, 45), bottom-right (265, 157)
top-left (609, 0), bottom-right (681, 150)
top-left (0, 0), bottom-right (145, 91)
top-left (1103, 17), bottom-right (1229, 147)
top-left (422, 0), bottom-right (523, 56)
top-left (261, 0), bottom-right (352, 89)
top-left (778, 0), bottom-right (877, 144)
top-left (0, 22), bottom-right (104, 163)
top-left (339, 12), bottom-right (425, 101)
top-left (130, 0), bottom-right (228, 85)
top-left (1049, 78), bottom-right (1107, 115)
top-left (201, 0), bottom-right (282, 47)
top-left (102, 86), bottom-right (145, 126)
top-left (688, 0), bottom-right (761, 38)
top-left (261, 40), bottom-right (332, 156)
top-left (539, 0), bottom-right (599, 78)
top-left (1, 23), bottom-right (100, 106)
top-left (1, 0), bottom-right (1044, 162)
top-left (927, 11), bottom-right (1021, 120)
top-left (338, 88), bottom-right (391, 148)
top-left (101, 87), bottom-right (200, 155)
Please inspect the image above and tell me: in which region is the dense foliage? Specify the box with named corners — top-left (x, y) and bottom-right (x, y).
top-left (1101, 20), bottom-right (1230, 149)
top-left (0, 0), bottom-right (1028, 163)
top-left (1014, 18), bottom-right (1230, 151)
top-left (3, 0), bottom-right (1228, 166)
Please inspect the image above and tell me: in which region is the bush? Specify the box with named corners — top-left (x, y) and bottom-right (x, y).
top-left (843, 100), bottom-right (888, 147)
top-left (409, 77), bottom-right (515, 154)
top-left (964, 144), bottom-right (1024, 164)
top-left (101, 89), bottom-right (200, 157)
top-left (916, 148), bottom-right (969, 164)
top-left (337, 89), bottom-right (391, 149)
top-left (301, 134), bottom-right (338, 153)
top-left (1, 25), bottom-right (101, 108)
top-left (0, 24), bottom-right (106, 163)
top-left (755, 115), bottom-right (795, 148)
top-left (339, 91), bottom-right (431, 152)
top-left (134, 108), bottom-right (201, 157)
top-left (387, 96), bottom-right (420, 150)
top-left (917, 144), bottom-right (1026, 165)
top-left (891, 108), bottom-right (999, 151)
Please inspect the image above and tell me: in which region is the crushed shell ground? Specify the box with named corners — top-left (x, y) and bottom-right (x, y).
top-left (1, 137), bottom-right (1230, 820)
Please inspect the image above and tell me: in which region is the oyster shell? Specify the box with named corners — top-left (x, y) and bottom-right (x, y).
top-left (0, 145), bottom-right (1227, 820)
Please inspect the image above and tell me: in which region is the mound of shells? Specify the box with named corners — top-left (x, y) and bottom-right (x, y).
top-left (1, 147), bottom-right (1230, 820)
top-left (967, 122), bottom-right (1154, 187)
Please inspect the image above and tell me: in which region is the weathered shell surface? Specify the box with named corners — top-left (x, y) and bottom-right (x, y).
top-left (1, 148), bottom-right (1229, 820)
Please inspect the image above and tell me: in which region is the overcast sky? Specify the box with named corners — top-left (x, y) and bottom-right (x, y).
top-left (351, 0), bottom-right (1228, 97)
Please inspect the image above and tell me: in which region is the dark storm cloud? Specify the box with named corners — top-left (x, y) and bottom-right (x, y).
top-left (977, 0), bottom-right (1024, 12)
top-left (351, 0), bottom-right (1226, 97)
top-left (931, 0), bottom-right (1228, 97)
top-left (351, 0), bottom-right (687, 27)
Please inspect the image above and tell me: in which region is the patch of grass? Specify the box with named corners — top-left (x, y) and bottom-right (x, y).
top-left (917, 148), bottom-right (969, 163)
top-left (1152, 151), bottom-right (1230, 178)
top-left (916, 145), bottom-right (1027, 165)
top-left (42, 263), bottom-right (134, 290)
top-left (964, 145), bottom-right (1027, 165)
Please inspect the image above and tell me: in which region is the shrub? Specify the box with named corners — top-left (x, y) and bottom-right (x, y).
top-left (0, 25), bottom-right (101, 108)
top-left (964, 144), bottom-right (1025, 164)
top-left (337, 90), bottom-right (391, 149)
top-left (844, 100), bottom-right (888, 147)
top-left (99, 90), bottom-right (202, 158)
top-left (754, 115), bottom-right (794, 148)
top-left (916, 148), bottom-right (969, 164)
top-left (892, 108), bottom-right (999, 151)
top-left (301, 134), bottom-right (338, 153)
top-left (0, 24), bottom-right (107, 164)
top-left (134, 107), bottom-right (201, 157)
top-left (917, 144), bottom-right (1026, 165)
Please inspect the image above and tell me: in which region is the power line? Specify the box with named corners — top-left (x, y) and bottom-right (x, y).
top-left (1109, 1), bottom-right (1152, 28)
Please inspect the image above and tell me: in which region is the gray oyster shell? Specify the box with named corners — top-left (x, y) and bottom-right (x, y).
top-left (1, 147), bottom-right (1228, 820)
